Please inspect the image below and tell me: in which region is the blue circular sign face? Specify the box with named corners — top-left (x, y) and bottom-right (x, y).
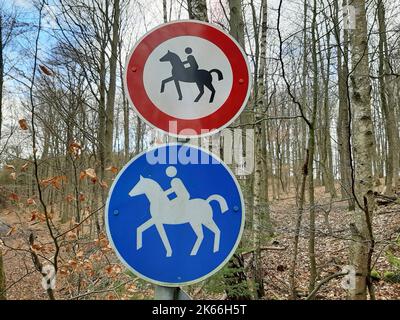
top-left (106, 143), bottom-right (245, 286)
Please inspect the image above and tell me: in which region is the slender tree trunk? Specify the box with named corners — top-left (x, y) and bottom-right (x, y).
top-left (307, 0), bottom-right (318, 293)
top-left (349, 0), bottom-right (375, 300)
top-left (318, 23), bottom-right (337, 198)
top-left (290, 150), bottom-right (309, 299)
top-left (105, 0), bottom-right (121, 167)
top-left (300, 0), bottom-right (308, 163)
top-left (335, 0), bottom-right (355, 210)
top-left (0, 14), bottom-right (3, 142)
top-left (252, 0), bottom-right (268, 299)
top-left (377, 0), bottom-right (399, 194)
top-left (119, 39), bottom-right (130, 161)
top-left (225, 0), bottom-right (253, 300)
top-left (163, 0), bottom-right (168, 22)
top-left (0, 248), bottom-right (5, 300)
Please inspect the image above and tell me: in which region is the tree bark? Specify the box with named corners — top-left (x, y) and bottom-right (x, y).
top-left (349, 0), bottom-right (375, 300)
top-left (0, 248), bottom-right (5, 300)
top-left (334, 0), bottom-right (355, 210)
top-left (0, 14), bottom-right (3, 142)
top-left (252, 0), bottom-right (269, 299)
top-left (225, 0), bottom-right (253, 300)
top-left (377, 0), bottom-right (399, 195)
top-left (307, 0), bottom-right (318, 293)
top-left (104, 0), bottom-right (121, 168)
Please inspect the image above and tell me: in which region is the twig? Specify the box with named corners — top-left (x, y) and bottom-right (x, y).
top-left (242, 245), bottom-right (288, 257)
top-left (69, 279), bottom-right (136, 300)
top-left (306, 271), bottom-right (348, 300)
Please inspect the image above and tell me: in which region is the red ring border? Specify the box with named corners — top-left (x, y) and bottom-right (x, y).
top-left (125, 21), bottom-right (250, 137)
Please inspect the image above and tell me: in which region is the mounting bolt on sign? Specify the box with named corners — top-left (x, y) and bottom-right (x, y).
top-left (124, 20), bottom-right (251, 138)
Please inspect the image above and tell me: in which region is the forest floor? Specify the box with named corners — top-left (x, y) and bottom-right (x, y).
top-left (1, 185), bottom-right (399, 300)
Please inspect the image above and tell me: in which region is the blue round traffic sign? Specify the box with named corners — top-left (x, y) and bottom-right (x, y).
top-left (105, 143), bottom-right (245, 286)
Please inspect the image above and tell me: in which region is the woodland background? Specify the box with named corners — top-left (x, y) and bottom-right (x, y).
top-left (0, 0), bottom-right (400, 300)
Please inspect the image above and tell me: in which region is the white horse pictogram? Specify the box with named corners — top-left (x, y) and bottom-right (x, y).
top-left (128, 175), bottom-right (228, 257)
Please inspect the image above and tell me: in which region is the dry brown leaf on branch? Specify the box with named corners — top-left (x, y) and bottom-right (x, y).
top-left (30, 244), bottom-right (43, 253)
top-left (105, 166), bottom-right (119, 174)
top-left (5, 163), bottom-right (15, 171)
top-left (29, 211), bottom-right (37, 221)
top-left (8, 193), bottom-right (19, 201)
top-left (68, 141), bottom-right (82, 156)
top-left (40, 175), bottom-right (67, 189)
top-left (69, 141), bottom-right (81, 150)
top-left (21, 162), bottom-right (29, 172)
top-left (18, 119), bottom-right (28, 130)
top-left (99, 180), bottom-right (108, 189)
top-left (39, 64), bottom-right (53, 76)
top-left (26, 198), bottom-right (36, 205)
top-left (37, 212), bottom-right (52, 222)
top-left (79, 171), bottom-right (86, 180)
top-left (78, 193), bottom-right (85, 202)
top-left (85, 168), bottom-right (97, 179)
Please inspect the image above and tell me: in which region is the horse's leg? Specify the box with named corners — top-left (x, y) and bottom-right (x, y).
top-left (204, 82), bottom-right (216, 103)
top-left (194, 83), bottom-right (204, 102)
top-left (203, 220), bottom-right (221, 253)
top-left (155, 223), bottom-right (172, 257)
top-left (189, 223), bottom-right (204, 256)
top-left (161, 76), bottom-right (173, 93)
top-left (174, 79), bottom-right (183, 100)
top-left (136, 219), bottom-right (154, 250)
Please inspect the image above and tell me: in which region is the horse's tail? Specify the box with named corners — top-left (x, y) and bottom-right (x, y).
top-left (209, 69), bottom-right (223, 81)
top-left (207, 194), bottom-right (228, 213)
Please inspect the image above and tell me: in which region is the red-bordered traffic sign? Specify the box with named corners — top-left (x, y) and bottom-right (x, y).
top-left (124, 20), bottom-right (251, 138)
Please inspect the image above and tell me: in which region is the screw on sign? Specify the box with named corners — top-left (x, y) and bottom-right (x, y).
top-left (105, 144), bottom-right (245, 287)
top-left (124, 20), bottom-right (251, 138)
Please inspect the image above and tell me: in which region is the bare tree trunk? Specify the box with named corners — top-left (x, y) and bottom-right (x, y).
top-left (334, 0), bottom-right (355, 210)
top-left (290, 150), bottom-right (309, 299)
top-left (318, 21), bottom-right (337, 198)
top-left (349, 0), bottom-right (375, 300)
top-left (0, 14), bottom-right (3, 142)
top-left (252, 0), bottom-right (269, 299)
top-left (163, 0), bottom-right (168, 22)
top-left (307, 0), bottom-right (318, 293)
top-left (134, 117), bottom-right (143, 155)
top-left (377, 0), bottom-right (399, 195)
top-left (0, 248), bottom-right (5, 300)
top-left (104, 0), bottom-right (121, 167)
top-left (225, 0), bottom-right (253, 300)
top-left (300, 0), bottom-right (308, 163)
top-left (229, 0), bottom-right (253, 188)
top-left (119, 39), bottom-right (130, 161)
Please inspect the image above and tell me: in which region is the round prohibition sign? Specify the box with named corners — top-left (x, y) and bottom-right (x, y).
top-left (124, 20), bottom-right (251, 138)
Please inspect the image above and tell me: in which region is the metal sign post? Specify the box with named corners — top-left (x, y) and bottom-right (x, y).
top-left (154, 286), bottom-right (191, 300)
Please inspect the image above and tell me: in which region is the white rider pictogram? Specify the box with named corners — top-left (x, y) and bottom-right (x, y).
top-left (128, 166), bottom-right (228, 257)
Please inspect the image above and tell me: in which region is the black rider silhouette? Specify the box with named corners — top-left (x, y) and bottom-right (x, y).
top-left (159, 47), bottom-right (223, 103)
top-left (182, 47), bottom-right (198, 74)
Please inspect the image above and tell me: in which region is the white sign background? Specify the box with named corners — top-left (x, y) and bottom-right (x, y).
top-left (143, 36), bottom-right (233, 120)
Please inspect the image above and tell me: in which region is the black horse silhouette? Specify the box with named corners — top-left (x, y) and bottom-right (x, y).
top-left (159, 50), bottom-right (223, 103)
